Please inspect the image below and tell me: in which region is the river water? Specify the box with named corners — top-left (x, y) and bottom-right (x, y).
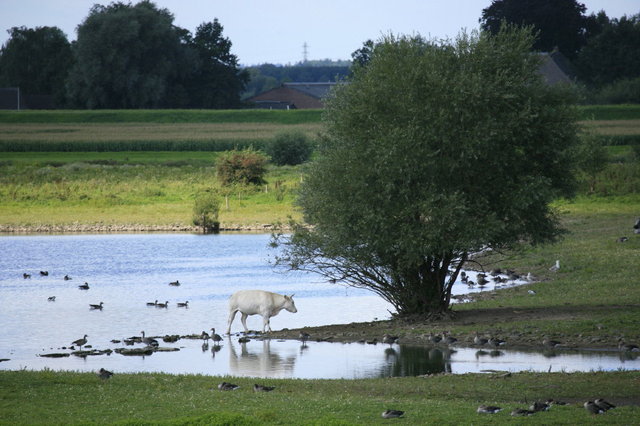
top-left (1, 233), bottom-right (636, 378)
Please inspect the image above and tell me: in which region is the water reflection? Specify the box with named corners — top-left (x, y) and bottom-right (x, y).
top-left (228, 338), bottom-right (297, 377)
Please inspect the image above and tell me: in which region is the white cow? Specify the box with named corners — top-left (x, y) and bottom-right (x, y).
top-left (226, 290), bottom-right (297, 334)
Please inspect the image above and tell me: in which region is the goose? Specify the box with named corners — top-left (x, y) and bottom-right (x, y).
top-left (584, 401), bottom-right (605, 415)
top-left (210, 328), bottom-right (222, 346)
top-left (177, 301), bottom-right (189, 308)
top-left (382, 334), bottom-right (399, 346)
top-left (71, 334), bottom-right (88, 350)
top-left (218, 382), bottom-right (239, 391)
top-left (594, 398), bottom-right (615, 411)
top-left (155, 301), bottom-right (169, 308)
top-left (427, 333), bottom-right (442, 344)
top-left (97, 368), bottom-right (113, 380)
top-left (169, 280), bottom-right (180, 286)
top-left (64, 275), bottom-right (72, 280)
top-left (617, 236), bottom-right (629, 243)
top-left (381, 410), bottom-right (404, 419)
top-left (201, 330), bottom-right (210, 341)
top-left (89, 302), bottom-right (104, 310)
top-left (542, 338), bottom-right (562, 348)
top-left (618, 340), bottom-right (640, 352)
top-left (47, 296), bottom-right (56, 302)
top-left (78, 282), bottom-right (89, 290)
top-left (529, 401), bottom-right (550, 412)
top-left (140, 331), bottom-right (158, 347)
top-left (473, 332), bottom-right (488, 346)
top-left (544, 399), bottom-right (567, 406)
top-left (476, 405), bottom-right (501, 414)
top-left (510, 408), bottom-right (535, 417)
top-left (40, 271), bottom-right (49, 276)
top-left (490, 269), bottom-right (501, 276)
top-left (298, 331), bottom-right (311, 344)
top-left (146, 300), bottom-right (158, 306)
top-left (488, 337), bottom-right (506, 347)
top-left (23, 273), bottom-right (31, 279)
top-left (549, 260), bottom-right (560, 272)
top-left (442, 332), bottom-right (457, 345)
top-left (253, 384), bottom-right (275, 392)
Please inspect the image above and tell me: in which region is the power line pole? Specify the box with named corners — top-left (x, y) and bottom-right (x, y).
top-left (302, 42), bottom-right (308, 63)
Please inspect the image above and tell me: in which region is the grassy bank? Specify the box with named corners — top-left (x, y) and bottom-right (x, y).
top-left (0, 369), bottom-right (637, 424)
top-left (0, 156), bottom-right (303, 230)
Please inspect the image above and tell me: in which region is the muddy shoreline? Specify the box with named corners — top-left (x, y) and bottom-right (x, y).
top-left (267, 304), bottom-right (640, 352)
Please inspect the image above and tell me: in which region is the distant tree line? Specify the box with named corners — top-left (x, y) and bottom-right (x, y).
top-left (1, 0), bottom-right (638, 108)
top-left (0, 1), bottom-right (247, 108)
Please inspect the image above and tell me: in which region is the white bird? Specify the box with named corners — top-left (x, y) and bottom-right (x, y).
top-left (549, 260), bottom-right (560, 272)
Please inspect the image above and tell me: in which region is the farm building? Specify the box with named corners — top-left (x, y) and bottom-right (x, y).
top-left (247, 82), bottom-right (338, 109)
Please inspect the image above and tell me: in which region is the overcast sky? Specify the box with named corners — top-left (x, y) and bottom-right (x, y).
top-left (1, 0), bottom-right (638, 65)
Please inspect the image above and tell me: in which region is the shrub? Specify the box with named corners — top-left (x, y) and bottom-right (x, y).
top-left (575, 133), bottom-right (609, 194)
top-left (215, 149), bottom-right (268, 186)
top-left (192, 189), bottom-right (221, 233)
top-left (266, 131), bottom-right (314, 166)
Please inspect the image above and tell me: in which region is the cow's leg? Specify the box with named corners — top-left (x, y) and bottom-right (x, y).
top-left (226, 309), bottom-right (238, 334)
top-left (240, 313), bottom-right (249, 333)
top-left (263, 315), bottom-right (272, 333)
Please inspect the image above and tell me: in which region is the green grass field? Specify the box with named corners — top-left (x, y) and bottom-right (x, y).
top-left (0, 370), bottom-right (638, 424)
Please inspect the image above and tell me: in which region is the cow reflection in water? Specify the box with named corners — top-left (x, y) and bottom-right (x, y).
top-left (380, 345), bottom-right (451, 377)
top-left (228, 339), bottom-right (297, 377)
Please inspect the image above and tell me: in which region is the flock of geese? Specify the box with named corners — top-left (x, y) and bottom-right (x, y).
top-left (28, 270), bottom-right (190, 310)
top-left (476, 398), bottom-right (617, 417)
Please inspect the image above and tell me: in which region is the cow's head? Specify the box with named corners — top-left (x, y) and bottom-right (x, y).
top-left (284, 294), bottom-right (297, 313)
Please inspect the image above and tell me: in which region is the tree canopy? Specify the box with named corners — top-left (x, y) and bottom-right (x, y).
top-left (274, 27), bottom-right (580, 316)
top-left (0, 26), bottom-right (73, 106)
top-left (575, 14), bottom-right (640, 87)
top-left (65, 1), bottom-right (246, 109)
top-left (66, 1), bottom-right (183, 108)
top-left (480, 0), bottom-right (589, 59)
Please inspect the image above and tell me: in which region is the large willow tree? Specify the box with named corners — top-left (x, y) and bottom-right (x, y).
top-left (273, 27), bottom-right (579, 317)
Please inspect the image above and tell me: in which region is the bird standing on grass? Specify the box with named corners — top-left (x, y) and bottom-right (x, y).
top-left (549, 260), bottom-right (560, 272)
top-left (584, 401), bottom-right (605, 415)
top-left (254, 384), bottom-right (275, 392)
top-left (218, 382), bottom-right (239, 391)
top-left (511, 408), bottom-right (535, 417)
top-left (381, 409), bottom-right (404, 419)
top-left (529, 401), bottom-right (550, 412)
top-left (97, 368), bottom-right (113, 380)
top-left (594, 398), bottom-right (616, 411)
top-left (477, 405), bottom-right (501, 414)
